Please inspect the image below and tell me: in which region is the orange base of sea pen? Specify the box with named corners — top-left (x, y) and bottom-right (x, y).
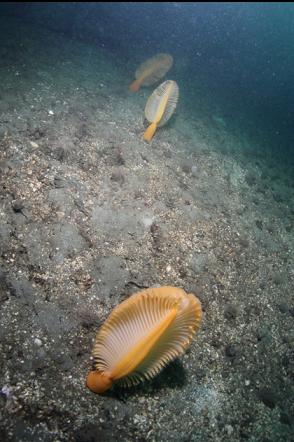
top-left (129, 79), bottom-right (141, 92)
top-left (143, 122), bottom-right (157, 142)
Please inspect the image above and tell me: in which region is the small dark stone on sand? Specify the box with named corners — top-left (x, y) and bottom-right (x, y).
top-left (114, 151), bottom-right (126, 165)
top-left (0, 269), bottom-right (9, 302)
top-left (280, 411), bottom-right (292, 426)
top-left (111, 169), bottom-right (125, 185)
top-left (194, 367), bottom-right (206, 380)
top-left (245, 173), bottom-right (257, 186)
top-left (277, 302), bottom-right (289, 313)
top-left (255, 219), bottom-right (263, 230)
top-left (258, 388), bottom-right (277, 409)
top-left (181, 161), bottom-right (191, 174)
top-left (238, 237), bottom-right (249, 248)
top-left (225, 345), bottom-right (237, 358)
top-left (224, 304), bottom-right (238, 320)
top-left (12, 200), bottom-right (24, 212)
top-left (256, 327), bottom-right (272, 343)
top-left (272, 274), bottom-right (283, 286)
top-left (74, 424), bottom-right (127, 442)
top-left (54, 176), bottom-right (65, 188)
top-left (210, 338), bottom-right (221, 348)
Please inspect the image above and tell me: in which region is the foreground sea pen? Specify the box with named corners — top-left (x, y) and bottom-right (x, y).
top-left (86, 286), bottom-right (202, 394)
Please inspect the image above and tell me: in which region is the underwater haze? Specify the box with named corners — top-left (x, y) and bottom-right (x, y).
top-left (0, 2), bottom-right (293, 442)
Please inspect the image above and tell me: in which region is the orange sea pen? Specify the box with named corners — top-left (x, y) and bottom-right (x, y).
top-left (129, 53), bottom-right (173, 92)
top-left (86, 286), bottom-right (202, 394)
top-left (143, 80), bottom-right (179, 142)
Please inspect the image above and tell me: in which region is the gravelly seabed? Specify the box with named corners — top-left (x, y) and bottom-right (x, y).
top-left (0, 17), bottom-right (293, 442)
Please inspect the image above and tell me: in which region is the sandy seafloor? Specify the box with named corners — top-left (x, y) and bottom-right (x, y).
top-left (0, 16), bottom-right (293, 442)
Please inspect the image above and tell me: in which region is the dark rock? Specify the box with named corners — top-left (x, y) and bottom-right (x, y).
top-left (6, 274), bottom-right (35, 306)
top-left (245, 173), bottom-right (257, 186)
top-left (277, 302), bottom-right (289, 313)
top-left (181, 161), bottom-right (191, 174)
top-left (150, 222), bottom-right (166, 254)
top-left (54, 176), bottom-right (65, 188)
top-left (51, 352), bottom-right (74, 371)
top-left (74, 423), bottom-right (128, 442)
top-left (225, 345), bottom-right (237, 358)
top-left (0, 268), bottom-right (9, 303)
top-left (0, 224), bottom-right (11, 253)
top-left (12, 200), bottom-right (24, 213)
top-left (272, 274), bottom-right (283, 286)
top-left (256, 327), bottom-right (272, 343)
top-left (273, 193), bottom-right (284, 203)
top-left (110, 169), bottom-right (125, 185)
top-left (0, 427), bottom-right (7, 442)
top-left (280, 411), bottom-right (292, 426)
top-left (224, 304), bottom-right (238, 320)
top-left (210, 338), bottom-right (221, 348)
top-left (255, 220), bottom-right (263, 230)
top-left (238, 237), bottom-right (249, 248)
top-left (113, 148), bottom-right (126, 165)
top-left (163, 150), bottom-right (172, 158)
top-left (194, 367), bottom-right (206, 380)
top-left (258, 388), bottom-right (277, 409)
top-left (32, 348), bottom-right (49, 370)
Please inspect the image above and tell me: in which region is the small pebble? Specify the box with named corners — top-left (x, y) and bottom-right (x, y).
top-left (225, 425), bottom-right (234, 436)
top-left (191, 165), bottom-right (198, 176)
top-left (34, 338), bottom-right (42, 347)
top-left (225, 344), bottom-right (237, 358)
top-left (54, 176), bottom-right (65, 188)
top-left (277, 302), bottom-right (289, 313)
top-left (258, 388), bottom-right (277, 409)
top-left (12, 200), bottom-right (24, 213)
top-left (224, 304), bottom-right (238, 320)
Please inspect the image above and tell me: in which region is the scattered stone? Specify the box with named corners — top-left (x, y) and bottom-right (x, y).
top-left (191, 165), bottom-right (198, 176)
top-left (255, 219), bottom-right (263, 230)
top-left (53, 176), bottom-right (65, 188)
top-left (12, 200), bottom-right (24, 213)
top-left (277, 302), bottom-right (289, 313)
top-left (225, 345), bottom-right (237, 358)
top-left (256, 327), bottom-right (272, 343)
top-left (258, 388), bottom-right (277, 409)
top-left (110, 169), bottom-right (125, 185)
top-left (34, 338), bottom-right (42, 347)
top-left (29, 140), bottom-right (39, 148)
top-left (224, 304), bottom-right (238, 320)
